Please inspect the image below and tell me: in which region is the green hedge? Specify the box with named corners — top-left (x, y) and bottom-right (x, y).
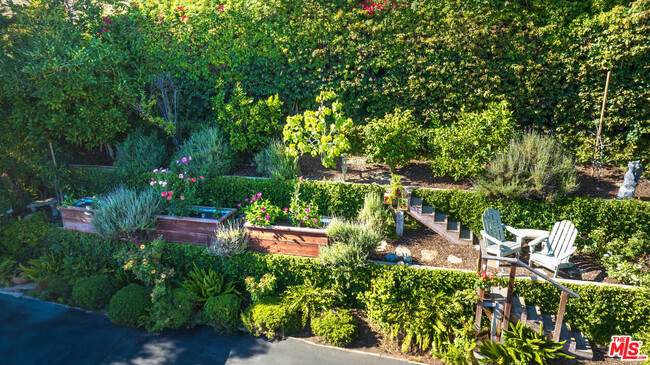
top-left (160, 241), bottom-right (650, 345)
top-left (413, 189), bottom-right (650, 244)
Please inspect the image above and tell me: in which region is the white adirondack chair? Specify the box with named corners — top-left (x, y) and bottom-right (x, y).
top-left (528, 220), bottom-right (578, 278)
top-left (480, 208), bottom-right (523, 259)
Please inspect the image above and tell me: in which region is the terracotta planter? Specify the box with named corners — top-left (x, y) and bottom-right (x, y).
top-left (61, 205), bottom-right (237, 246)
top-left (245, 223), bottom-right (329, 257)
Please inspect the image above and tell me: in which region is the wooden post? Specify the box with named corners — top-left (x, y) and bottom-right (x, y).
top-left (475, 288), bottom-right (484, 332)
top-left (500, 264), bottom-right (517, 341)
top-left (49, 141), bottom-right (63, 206)
top-left (396, 210), bottom-right (404, 236)
top-left (592, 70), bottom-right (611, 178)
top-left (553, 291), bottom-right (568, 342)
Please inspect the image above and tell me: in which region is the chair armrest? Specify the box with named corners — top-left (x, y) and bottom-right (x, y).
top-left (528, 235), bottom-right (550, 253)
top-left (481, 231), bottom-right (504, 246)
top-left (557, 246), bottom-right (577, 262)
top-left (504, 225), bottom-right (520, 237)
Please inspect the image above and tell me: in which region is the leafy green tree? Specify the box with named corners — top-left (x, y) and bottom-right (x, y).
top-left (428, 101), bottom-right (516, 180)
top-left (364, 108), bottom-right (419, 172)
top-left (283, 91), bottom-right (353, 169)
top-left (213, 84), bottom-right (284, 155)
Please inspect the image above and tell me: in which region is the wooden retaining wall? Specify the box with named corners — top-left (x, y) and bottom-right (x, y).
top-left (245, 224), bottom-right (328, 257)
top-left (60, 206), bottom-right (236, 246)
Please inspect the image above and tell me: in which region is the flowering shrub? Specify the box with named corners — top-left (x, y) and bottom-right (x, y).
top-left (240, 192), bottom-right (285, 226)
top-left (359, 0), bottom-right (404, 16)
top-left (149, 156), bottom-right (205, 217)
top-left (475, 272), bottom-right (499, 292)
top-left (289, 177), bottom-right (321, 228)
top-left (119, 238), bottom-right (175, 301)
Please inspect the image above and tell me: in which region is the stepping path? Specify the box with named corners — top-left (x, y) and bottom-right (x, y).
top-left (0, 293), bottom-right (409, 365)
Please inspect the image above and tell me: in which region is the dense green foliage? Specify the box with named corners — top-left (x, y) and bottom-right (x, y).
top-left (34, 274), bottom-right (72, 303)
top-left (364, 108), bottom-right (419, 171)
top-left (412, 189), bottom-right (650, 249)
top-left (428, 101), bottom-right (516, 180)
top-left (357, 191), bottom-right (393, 237)
top-left (204, 294), bottom-right (241, 334)
top-left (108, 284), bottom-right (152, 328)
top-left (241, 296), bottom-right (301, 339)
top-left (172, 127), bottom-right (234, 178)
top-left (478, 321), bottom-right (570, 364)
top-left (474, 132), bottom-right (579, 200)
top-left (72, 275), bottom-right (114, 310)
top-left (311, 309), bottom-right (358, 347)
top-left (92, 187), bottom-right (161, 241)
top-left (214, 85), bottom-right (284, 155)
top-left (254, 140), bottom-right (299, 180)
top-left (321, 218), bottom-right (381, 275)
top-left (282, 279), bottom-right (337, 326)
top-left (115, 132), bottom-right (167, 180)
top-left (182, 264), bottom-right (240, 304)
top-left (0, 213), bottom-right (52, 262)
top-left (143, 288), bottom-right (198, 331)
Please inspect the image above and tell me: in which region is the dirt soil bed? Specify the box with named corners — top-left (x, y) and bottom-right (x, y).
top-left (369, 224), bottom-right (622, 285)
top-left (231, 156), bottom-right (649, 200)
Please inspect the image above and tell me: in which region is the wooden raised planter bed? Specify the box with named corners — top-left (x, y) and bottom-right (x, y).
top-left (61, 205), bottom-right (236, 246)
top-left (245, 223), bottom-right (329, 258)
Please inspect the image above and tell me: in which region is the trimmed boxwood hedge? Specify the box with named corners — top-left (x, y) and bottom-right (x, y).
top-left (412, 189), bottom-right (650, 246)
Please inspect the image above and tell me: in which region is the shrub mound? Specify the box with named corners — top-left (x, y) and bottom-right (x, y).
top-left (35, 274), bottom-right (71, 302)
top-left (241, 297), bottom-right (300, 339)
top-left (108, 284), bottom-right (151, 328)
top-left (204, 294), bottom-right (241, 334)
top-left (72, 274), bottom-right (114, 310)
top-left (311, 309), bottom-right (358, 347)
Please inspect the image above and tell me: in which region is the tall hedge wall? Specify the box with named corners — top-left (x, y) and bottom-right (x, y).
top-left (3, 0), bottom-right (649, 166)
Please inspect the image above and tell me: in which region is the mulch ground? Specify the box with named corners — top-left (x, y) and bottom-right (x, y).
top-left (231, 155), bottom-right (649, 200)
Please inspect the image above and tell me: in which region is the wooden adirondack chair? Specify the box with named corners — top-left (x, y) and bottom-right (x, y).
top-left (480, 208), bottom-right (523, 259)
top-left (528, 220), bottom-right (578, 278)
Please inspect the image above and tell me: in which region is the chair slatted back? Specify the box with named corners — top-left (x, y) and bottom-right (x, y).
top-left (482, 208), bottom-right (505, 242)
top-left (547, 220), bottom-right (578, 258)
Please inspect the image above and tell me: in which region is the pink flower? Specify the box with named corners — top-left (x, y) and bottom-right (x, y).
top-left (305, 208), bottom-right (310, 213)
top-left (161, 274), bottom-right (166, 278)
top-left (177, 6), bottom-right (184, 11)
top-left (153, 169), bottom-right (159, 174)
top-left (299, 177), bottom-right (304, 182)
top-left (265, 215), bottom-right (270, 220)
top-left (190, 178), bottom-right (196, 182)
top-left (99, 28), bottom-right (109, 35)
top-left (181, 157), bottom-right (188, 163)
top-left (480, 273), bottom-right (487, 279)
top-left (283, 207), bottom-right (288, 212)
top-left (301, 218), bottom-right (306, 222)
top-left (151, 178), bottom-right (156, 181)
top-left (261, 207), bottom-right (266, 211)
top-left (167, 196), bottom-right (172, 200)
top-left (257, 217), bottom-right (261, 221)
top-left (313, 219), bottom-right (318, 223)
top-left (102, 16), bottom-right (113, 25)
top-left (237, 203), bottom-right (242, 207)
top-left (241, 216), bottom-right (246, 220)
top-left (179, 174), bottom-right (184, 178)
top-left (180, 196), bottom-right (185, 200)
top-left (176, 160), bottom-right (179, 164)
top-left (217, 5), bottom-right (224, 11)
top-left (168, 191), bottom-right (173, 195)
top-left (200, 176), bottom-right (204, 179)
top-left (151, 293), bottom-right (154, 297)
top-left (257, 192), bottom-right (262, 197)
top-left (181, 15), bottom-right (187, 22)
top-left (251, 197), bottom-right (256, 201)
top-left (161, 191), bottom-right (168, 197)
top-left (244, 198), bottom-right (249, 202)
top-left (189, 156), bottom-right (192, 160)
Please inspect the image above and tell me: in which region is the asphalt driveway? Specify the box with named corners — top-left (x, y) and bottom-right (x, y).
top-left (0, 293), bottom-right (408, 365)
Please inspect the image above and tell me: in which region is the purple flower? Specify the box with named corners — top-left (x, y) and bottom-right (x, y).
top-left (179, 174), bottom-right (184, 179)
top-left (237, 203), bottom-right (242, 207)
top-left (257, 192), bottom-right (262, 197)
top-left (189, 156), bottom-right (193, 160)
top-left (299, 177), bottom-right (304, 182)
top-left (265, 215), bottom-right (270, 220)
top-left (313, 219), bottom-right (318, 223)
top-left (305, 208), bottom-right (310, 213)
top-left (261, 207), bottom-right (266, 211)
top-left (176, 160), bottom-right (179, 164)
top-left (181, 157), bottom-right (188, 163)
top-left (245, 198), bottom-right (248, 202)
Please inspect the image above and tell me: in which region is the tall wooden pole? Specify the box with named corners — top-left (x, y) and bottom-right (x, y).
top-left (592, 71), bottom-right (611, 178)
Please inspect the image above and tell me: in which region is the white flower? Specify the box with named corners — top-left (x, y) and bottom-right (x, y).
top-left (150, 181), bottom-right (156, 186)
